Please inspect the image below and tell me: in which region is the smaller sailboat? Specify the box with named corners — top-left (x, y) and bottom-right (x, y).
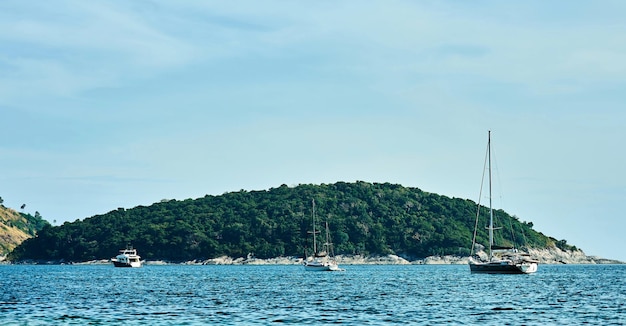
top-left (469, 131), bottom-right (538, 274)
top-left (303, 199), bottom-right (344, 272)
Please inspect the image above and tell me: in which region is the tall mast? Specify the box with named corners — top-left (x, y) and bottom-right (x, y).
top-left (324, 220), bottom-right (332, 257)
top-left (312, 199), bottom-right (317, 255)
top-left (488, 130), bottom-right (494, 261)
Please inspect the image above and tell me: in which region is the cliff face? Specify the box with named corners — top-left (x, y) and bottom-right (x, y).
top-left (0, 206), bottom-right (32, 257)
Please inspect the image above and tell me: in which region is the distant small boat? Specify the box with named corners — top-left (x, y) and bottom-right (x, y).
top-left (111, 247), bottom-right (142, 268)
top-left (468, 131), bottom-right (538, 274)
top-left (303, 199), bottom-right (344, 272)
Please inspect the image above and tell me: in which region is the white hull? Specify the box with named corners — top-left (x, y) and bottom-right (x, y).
top-left (113, 260), bottom-right (142, 268)
top-left (112, 247), bottom-right (142, 268)
top-left (304, 263), bottom-right (345, 272)
top-left (469, 258), bottom-right (537, 274)
top-left (304, 264), bottom-right (333, 272)
top-left (303, 260), bottom-right (344, 272)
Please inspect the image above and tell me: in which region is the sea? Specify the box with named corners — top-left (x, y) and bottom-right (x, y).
top-left (0, 264), bottom-right (624, 325)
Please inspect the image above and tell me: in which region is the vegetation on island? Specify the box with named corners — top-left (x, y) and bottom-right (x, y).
top-left (0, 201), bottom-right (50, 255)
top-left (7, 182), bottom-right (575, 262)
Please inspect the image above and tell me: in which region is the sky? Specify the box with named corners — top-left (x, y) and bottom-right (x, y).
top-left (1, 1), bottom-right (625, 261)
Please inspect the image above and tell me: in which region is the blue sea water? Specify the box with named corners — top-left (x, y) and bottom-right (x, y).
top-left (0, 264), bottom-right (624, 325)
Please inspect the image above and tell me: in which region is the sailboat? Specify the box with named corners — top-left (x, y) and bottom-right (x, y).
top-left (468, 131), bottom-right (539, 274)
top-left (303, 199), bottom-right (344, 272)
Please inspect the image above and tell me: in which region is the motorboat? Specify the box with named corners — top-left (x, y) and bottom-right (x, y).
top-left (111, 247), bottom-right (142, 268)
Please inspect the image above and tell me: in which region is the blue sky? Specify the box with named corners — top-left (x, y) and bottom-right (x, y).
top-left (1, 1), bottom-right (625, 261)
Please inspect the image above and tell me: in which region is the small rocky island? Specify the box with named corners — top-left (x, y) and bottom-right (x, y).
top-left (2, 182), bottom-right (624, 266)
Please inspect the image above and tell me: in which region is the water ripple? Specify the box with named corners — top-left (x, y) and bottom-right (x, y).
top-left (0, 264), bottom-right (624, 325)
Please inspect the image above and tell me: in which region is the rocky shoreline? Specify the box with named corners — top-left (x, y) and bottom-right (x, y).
top-left (158, 246), bottom-right (622, 265)
top-left (3, 247), bottom-right (623, 265)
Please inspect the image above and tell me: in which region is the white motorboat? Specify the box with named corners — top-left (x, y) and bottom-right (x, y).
top-left (111, 247), bottom-right (142, 268)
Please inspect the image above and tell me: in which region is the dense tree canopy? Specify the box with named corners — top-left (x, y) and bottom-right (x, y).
top-left (16, 211), bottom-right (49, 237)
top-left (8, 182), bottom-right (567, 262)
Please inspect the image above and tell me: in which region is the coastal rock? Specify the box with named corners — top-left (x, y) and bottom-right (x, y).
top-left (186, 247), bottom-right (621, 265)
top-left (461, 246), bottom-right (623, 265)
top-left (417, 255), bottom-right (468, 265)
top-left (526, 247), bottom-right (622, 264)
top-left (335, 254), bottom-right (411, 265)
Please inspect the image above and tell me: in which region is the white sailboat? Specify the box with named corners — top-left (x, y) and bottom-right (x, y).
top-left (468, 131), bottom-right (538, 274)
top-left (303, 199), bottom-right (344, 272)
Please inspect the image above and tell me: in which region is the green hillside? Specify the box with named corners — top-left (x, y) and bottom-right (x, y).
top-left (8, 182), bottom-right (571, 262)
top-left (0, 204), bottom-right (50, 256)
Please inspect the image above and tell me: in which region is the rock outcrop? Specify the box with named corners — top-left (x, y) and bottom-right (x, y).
top-left (411, 246), bottom-right (623, 265)
top-left (525, 247), bottom-right (622, 264)
top-left (133, 246), bottom-right (621, 265)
